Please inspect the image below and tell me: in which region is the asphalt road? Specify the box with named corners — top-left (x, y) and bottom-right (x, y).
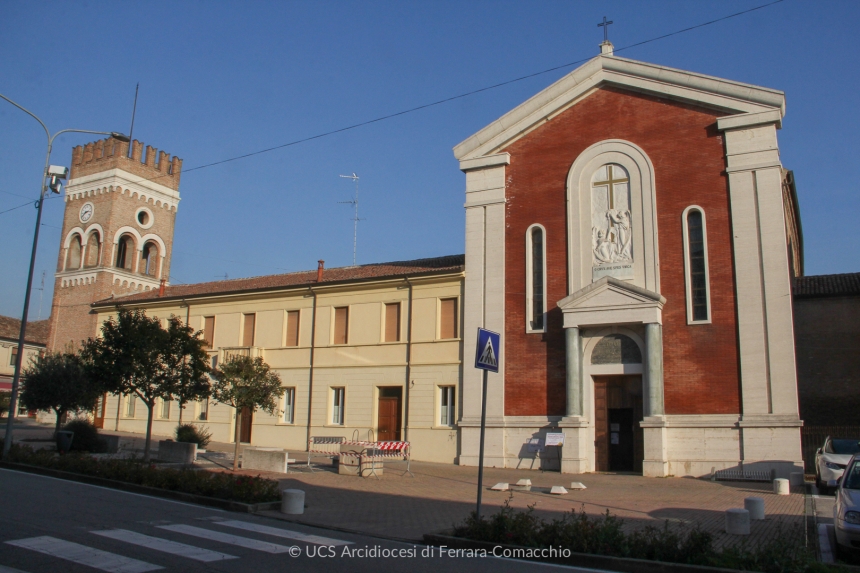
top-left (0, 469), bottom-right (597, 573)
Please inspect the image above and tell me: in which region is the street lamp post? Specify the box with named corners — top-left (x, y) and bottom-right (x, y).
top-left (0, 93), bottom-right (128, 456)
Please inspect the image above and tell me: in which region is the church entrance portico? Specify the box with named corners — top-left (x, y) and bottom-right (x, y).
top-left (556, 277), bottom-right (668, 476)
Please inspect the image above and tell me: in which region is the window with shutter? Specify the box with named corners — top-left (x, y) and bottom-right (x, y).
top-left (203, 316), bottom-right (215, 348)
top-left (286, 311), bottom-right (300, 347)
top-left (384, 303), bottom-right (400, 342)
top-left (440, 298), bottom-right (458, 339)
top-left (333, 307), bottom-right (349, 345)
top-left (243, 313), bottom-right (256, 346)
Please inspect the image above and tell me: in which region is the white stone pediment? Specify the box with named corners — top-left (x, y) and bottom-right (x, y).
top-left (558, 276), bottom-right (665, 328)
top-left (454, 55), bottom-right (785, 163)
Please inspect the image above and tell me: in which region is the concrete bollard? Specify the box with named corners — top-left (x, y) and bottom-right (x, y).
top-left (725, 508), bottom-right (750, 535)
top-left (773, 478), bottom-right (790, 495)
top-left (744, 497), bottom-right (765, 520)
top-left (281, 489), bottom-right (305, 515)
top-left (789, 472), bottom-right (804, 487)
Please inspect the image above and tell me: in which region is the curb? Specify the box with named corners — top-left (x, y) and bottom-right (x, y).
top-left (0, 461), bottom-right (280, 513)
top-left (423, 533), bottom-right (786, 573)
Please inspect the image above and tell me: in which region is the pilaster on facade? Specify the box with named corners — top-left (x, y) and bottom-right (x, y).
top-left (718, 112), bottom-right (800, 420)
top-left (459, 153), bottom-right (508, 467)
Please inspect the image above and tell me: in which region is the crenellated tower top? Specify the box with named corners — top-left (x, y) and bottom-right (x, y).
top-left (70, 136), bottom-right (183, 191)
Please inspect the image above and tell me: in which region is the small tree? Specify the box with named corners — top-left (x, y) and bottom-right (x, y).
top-left (165, 319), bottom-right (211, 425)
top-left (211, 355), bottom-right (283, 470)
top-left (82, 308), bottom-right (210, 461)
top-left (19, 351), bottom-right (104, 436)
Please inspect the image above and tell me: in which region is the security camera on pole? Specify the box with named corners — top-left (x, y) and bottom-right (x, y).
top-left (0, 92), bottom-right (128, 456)
top-left (473, 327), bottom-right (500, 520)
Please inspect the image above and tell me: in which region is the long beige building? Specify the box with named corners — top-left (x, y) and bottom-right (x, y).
top-left (90, 257), bottom-right (464, 463)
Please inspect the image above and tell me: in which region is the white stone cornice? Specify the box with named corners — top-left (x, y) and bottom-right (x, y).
top-left (58, 270), bottom-right (98, 288)
top-left (558, 276), bottom-right (665, 328)
top-left (65, 168), bottom-right (180, 210)
top-left (453, 55), bottom-right (785, 161)
top-left (458, 152), bottom-right (511, 172)
top-left (717, 109), bottom-right (782, 131)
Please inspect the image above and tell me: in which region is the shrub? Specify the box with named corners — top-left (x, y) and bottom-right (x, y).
top-left (61, 419), bottom-right (106, 453)
top-left (4, 445), bottom-right (279, 504)
top-left (453, 496), bottom-right (824, 573)
top-left (175, 424), bottom-right (212, 449)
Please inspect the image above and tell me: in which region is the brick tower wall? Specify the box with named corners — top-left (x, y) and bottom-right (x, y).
top-left (46, 137), bottom-right (181, 352)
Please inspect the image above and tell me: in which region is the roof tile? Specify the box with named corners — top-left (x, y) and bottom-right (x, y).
top-left (793, 273), bottom-right (860, 298)
top-left (95, 254), bottom-right (465, 306)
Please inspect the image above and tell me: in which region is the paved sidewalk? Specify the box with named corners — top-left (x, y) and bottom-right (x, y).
top-left (3, 419), bottom-right (808, 548)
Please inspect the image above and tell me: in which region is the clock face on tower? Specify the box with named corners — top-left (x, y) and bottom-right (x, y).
top-left (79, 202), bottom-right (94, 223)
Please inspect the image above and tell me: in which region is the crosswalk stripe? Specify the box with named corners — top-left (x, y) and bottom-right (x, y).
top-left (156, 524), bottom-right (291, 553)
top-left (214, 519), bottom-right (353, 546)
top-left (92, 529), bottom-right (238, 562)
top-left (5, 536), bottom-right (162, 573)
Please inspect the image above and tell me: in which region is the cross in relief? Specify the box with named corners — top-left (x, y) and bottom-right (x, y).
top-left (598, 16), bottom-right (613, 43)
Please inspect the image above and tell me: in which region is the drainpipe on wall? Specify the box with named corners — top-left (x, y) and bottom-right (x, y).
top-left (305, 285), bottom-right (318, 451)
top-left (403, 277), bottom-right (414, 443)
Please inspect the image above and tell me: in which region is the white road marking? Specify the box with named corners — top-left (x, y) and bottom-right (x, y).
top-left (156, 524), bottom-right (291, 553)
top-left (93, 529), bottom-right (238, 562)
top-left (214, 519), bottom-right (353, 546)
top-left (5, 536), bottom-right (162, 573)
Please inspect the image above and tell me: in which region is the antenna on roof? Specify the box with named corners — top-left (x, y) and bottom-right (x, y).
top-left (127, 83), bottom-right (139, 158)
top-left (215, 273), bottom-right (228, 281)
top-left (339, 173), bottom-right (363, 266)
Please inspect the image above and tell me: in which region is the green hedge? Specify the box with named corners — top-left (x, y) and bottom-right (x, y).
top-left (3, 445), bottom-right (279, 504)
top-left (453, 497), bottom-right (834, 573)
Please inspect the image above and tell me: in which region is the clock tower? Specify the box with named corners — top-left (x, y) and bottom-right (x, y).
top-left (46, 136), bottom-right (182, 352)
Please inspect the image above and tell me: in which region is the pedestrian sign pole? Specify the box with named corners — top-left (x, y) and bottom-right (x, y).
top-left (474, 327), bottom-right (500, 521)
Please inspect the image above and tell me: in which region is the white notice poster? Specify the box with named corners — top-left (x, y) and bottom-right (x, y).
top-left (545, 433), bottom-right (565, 447)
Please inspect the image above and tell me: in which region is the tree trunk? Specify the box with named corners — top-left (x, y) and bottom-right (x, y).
top-left (233, 408), bottom-right (241, 471)
top-left (54, 408), bottom-right (65, 438)
top-left (144, 400), bottom-right (155, 462)
top-left (178, 401), bottom-right (184, 425)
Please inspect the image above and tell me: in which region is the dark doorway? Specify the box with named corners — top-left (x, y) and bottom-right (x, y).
top-left (239, 407), bottom-right (253, 443)
top-left (377, 387), bottom-right (402, 442)
top-left (609, 408), bottom-right (635, 471)
top-left (593, 376), bottom-right (643, 473)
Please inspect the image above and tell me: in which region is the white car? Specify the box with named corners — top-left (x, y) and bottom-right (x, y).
top-left (833, 454), bottom-right (860, 556)
top-left (816, 437), bottom-right (860, 493)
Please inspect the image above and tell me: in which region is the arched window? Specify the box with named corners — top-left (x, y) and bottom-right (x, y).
top-left (67, 234), bottom-right (83, 270)
top-left (141, 241), bottom-right (158, 276)
top-left (682, 206), bottom-right (711, 323)
top-left (525, 224), bottom-right (547, 332)
top-left (85, 232), bottom-right (100, 267)
top-left (115, 235), bottom-right (133, 270)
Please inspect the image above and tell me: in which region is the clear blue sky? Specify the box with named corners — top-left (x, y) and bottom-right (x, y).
top-left (1, 0), bottom-right (858, 320)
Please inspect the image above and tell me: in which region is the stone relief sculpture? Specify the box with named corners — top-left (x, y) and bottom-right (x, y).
top-left (591, 164), bottom-right (633, 267)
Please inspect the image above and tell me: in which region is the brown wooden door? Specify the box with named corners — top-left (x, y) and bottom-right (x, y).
top-left (93, 394), bottom-right (106, 429)
top-left (594, 379), bottom-right (609, 471)
top-left (377, 396), bottom-right (402, 442)
top-left (239, 407), bottom-right (253, 443)
top-left (593, 375), bottom-right (643, 473)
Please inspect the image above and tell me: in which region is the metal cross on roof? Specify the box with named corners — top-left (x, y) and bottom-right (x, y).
top-left (598, 16), bottom-right (613, 42)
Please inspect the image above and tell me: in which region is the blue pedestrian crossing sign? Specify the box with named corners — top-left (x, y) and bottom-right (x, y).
top-left (474, 328), bottom-right (501, 373)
